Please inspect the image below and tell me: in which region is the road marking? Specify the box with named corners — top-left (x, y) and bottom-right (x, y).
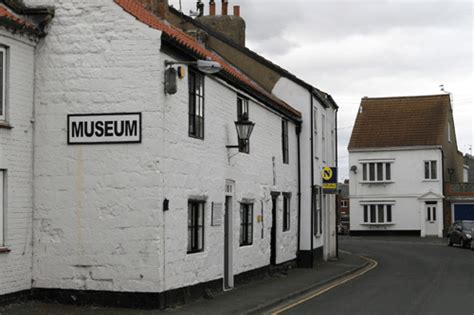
top-left (270, 256), bottom-right (378, 315)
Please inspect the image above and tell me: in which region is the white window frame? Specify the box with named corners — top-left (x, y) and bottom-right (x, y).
top-left (361, 202), bottom-right (394, 225)
top-left (313, 106), bottom-right (318, 159)
top-left (424, 160), bottom-right (438, 180)
top-left (361, 161), bottom-right (393, 183)
top-left (0, 171), bottom-right (4, 246)
top-left (341, 200), bottom-right (348, 208)
top-left (0, 47), bottom-right (6, 122)
top-left (321, 114), bottom-right (326, 162)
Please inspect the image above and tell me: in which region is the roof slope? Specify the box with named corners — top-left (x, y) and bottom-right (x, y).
top-left (114, 0), bottom-right (301, 121)
top-left (348, 94), bottom-right (451, 150)
top-left (168, 6), bottom-right (338, 110)
top-left (0, 0), bottom-right (53, 37)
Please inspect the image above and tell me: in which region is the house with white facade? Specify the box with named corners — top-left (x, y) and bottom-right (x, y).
top-left (348, 94), bottom-right (464, 237)
top-left (164, 0), bottom-right (340, 266)
top-left (0, 0), bottom-right (53, 301)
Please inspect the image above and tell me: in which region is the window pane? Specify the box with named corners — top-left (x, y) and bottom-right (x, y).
top-left (370, 205), bottom-right (376, 223)
top-left (424, 162), bottom-right (429, 179)
top-left (369, 163), bottom-right (375, 181)
top-left (363, 164), bottom-right (367, 181)
top-left (386, 205), bottom-right (392, 222)
top-left (363, 205), bottom-right (368, 223)
top-left (432, 207), bottom-right (436, 221)
top-left (431, 161), bottom-right (437, 179)
top-left (377, 163), bottom-right (383, 181)
top-left (0, 51), bottom-right (3, 116)
top-left (378, 205), bottom-right (384, 223)
top-left (385, 163), bottom-right (391, 180)
top-left (427, 207), bottom-right (431, 221)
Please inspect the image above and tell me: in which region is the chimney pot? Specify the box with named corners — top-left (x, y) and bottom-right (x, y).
top-left (222, 0), bottom-right (228, 15)
top-left (209, 0), bottom-right (215, 15)
top-left (233, 5), bottom-right (240, 17)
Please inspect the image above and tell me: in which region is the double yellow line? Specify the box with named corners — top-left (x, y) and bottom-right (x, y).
top-left (270, 255), bottom-right (378, 315)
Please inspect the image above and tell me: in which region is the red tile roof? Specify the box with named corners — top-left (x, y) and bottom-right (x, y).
top-left (348, 94), bottom-right (451, 150)
top-left (114, 0), bottom-right (301, 120)
top-left (0, 5), bottom-right (38, 33)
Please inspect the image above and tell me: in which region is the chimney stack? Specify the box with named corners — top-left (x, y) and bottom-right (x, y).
top-left (197, 0), bottom-right (246, 46)
top-left (136, 0), bottom-right (168, 19)
top-left (233, 5), bottom-right (240, 17)
top-left (222, 0), bottom-right (228, 15)
top-left (209, 0), bottom-right (216, 15)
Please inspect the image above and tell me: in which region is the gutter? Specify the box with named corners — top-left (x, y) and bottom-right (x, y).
top-left (309, 92), bottom-right (314, 267)
top-left (296, 122), bottom-right (302, 256)
top-left (335, 107), bottom-right (339, 258)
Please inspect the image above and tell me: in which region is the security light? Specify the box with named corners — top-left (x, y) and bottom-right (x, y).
top-left (164, 59), bottom-right (222, 94)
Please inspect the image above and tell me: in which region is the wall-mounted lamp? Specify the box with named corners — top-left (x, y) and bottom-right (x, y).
top-left (164, 59), bottom-right (222, 95)
top-left (350, 165), bottom-right (358, 174)
top-left (226, 113), bottom-right (255, 152)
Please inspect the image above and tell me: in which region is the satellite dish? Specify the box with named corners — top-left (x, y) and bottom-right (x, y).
top-left (197, 60), bottom-right (222, 74)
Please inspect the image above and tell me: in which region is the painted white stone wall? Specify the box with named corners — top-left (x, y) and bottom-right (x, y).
top-left (0, 30), bottom-right (36, 295)
top-left (349, 148), bottom-right (444, 237)
top-left (162, 76), bottom-right (298, 290)
top-left (273, 78), bottom-right (338, 259)
top-left (28, 0), bottom-right (298, 293)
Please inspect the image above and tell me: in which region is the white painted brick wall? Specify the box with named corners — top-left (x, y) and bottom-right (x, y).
top-left (0, 30), bottom-right (36, 295)
top-left (28, 0), bottom-right (299, 293)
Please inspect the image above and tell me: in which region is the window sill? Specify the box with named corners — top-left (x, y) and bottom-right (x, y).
top-left (240, 243), bottom-right (253, 247)
top-left (422, 179), bottom-right (439, 182)
top-left (187, 250), bottom-right (204, 255)
top-left (0, 122), bottom-right (13, 129)
top-left (361, 223), bottom-right (395, 226)
top-left (360, 181), bottom-right (394, 185)
top-left (0, 247), bottom-right (11, 254)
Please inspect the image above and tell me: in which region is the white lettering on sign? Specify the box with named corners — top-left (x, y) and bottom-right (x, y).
top-left (68, 113), bottom-right (142, 144)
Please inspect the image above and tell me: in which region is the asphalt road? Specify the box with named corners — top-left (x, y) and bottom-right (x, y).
top-left (279, 237), bottom-right (474, 315)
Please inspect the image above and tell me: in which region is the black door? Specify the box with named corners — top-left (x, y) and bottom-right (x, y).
top-left (270, 194), bottom-right (277, 265)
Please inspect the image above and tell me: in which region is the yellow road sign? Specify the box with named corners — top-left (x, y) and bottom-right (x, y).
top-left (323, 183), bottom-right (337, 189)
top-left (322, 166), bottom-right (333, 181)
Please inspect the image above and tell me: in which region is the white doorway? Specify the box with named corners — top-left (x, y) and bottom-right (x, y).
top-left (425, 202), bottom-right (438, 236)
top-left (224, 180), bottom-right (234, 290)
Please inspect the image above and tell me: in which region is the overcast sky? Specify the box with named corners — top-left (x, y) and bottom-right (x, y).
top-left (170, 0), bottom-right (473, 180)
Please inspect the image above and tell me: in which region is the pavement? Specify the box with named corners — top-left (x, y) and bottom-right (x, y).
top-left (0, 249), bottom-right (367, 315)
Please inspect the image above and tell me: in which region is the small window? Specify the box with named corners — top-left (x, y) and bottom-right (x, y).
top-left (341, 200), bottom-right (348, 208)
top-left (187, 200), bottom-right (205, 253)
top-left (0, 47), bottom-right (5, 121)
top-left (188, 69), bottom-right (205, 139)
top-left (321, 114), bottom-right (326, 161)
top-left (313, 107), bottom-right (318, 159)
top-left (313, 186), bottom-right (322, 236)
top-left (237, 95), bottom-right (250, 153)
top-left (282, 119), bottom-right (289, 164)
top-left (0, 170), bottom-right (4, 246)
top-left (240, 203), bottom-right (253, 246)
top-left (283, 193), bottom-right (291, 232)
top-left (424, 161), bottom-right (437, 180)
